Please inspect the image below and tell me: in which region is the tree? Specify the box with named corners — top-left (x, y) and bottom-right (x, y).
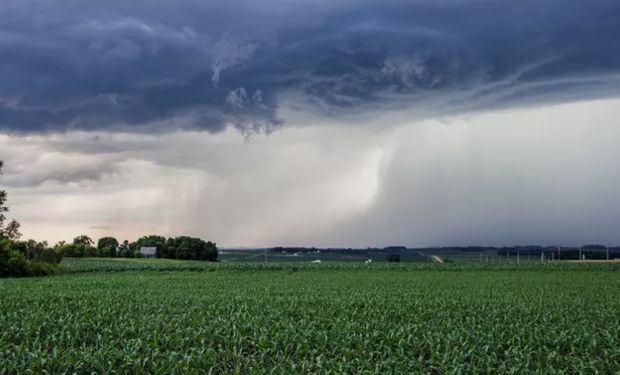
top-left (54, 240), bottom-right (97, 258)
top-left (0, 161), bottom-right (7, 228)
top-left (11, 239), bottom-right (61, 264)
top-left (0, 239), bottom-right (29, 277)
top-left (0, 161), bottom-right (21, 240)
top-left (56, 236), bottom-right (88, 257)
top-left (165, 236), bottom-right (218, 261)
top-left (73, 235), bottom-right (94, 246)
top-left (1, 238), bottom-right (59, 277)
top-left (4, 219), bottom-right (21, 240)
top-left (97, 237), bottom-right (119, 257)
top-left (117, 240), bottom-right (133, 258)
top-left (130, 235), bottom-right (167, 258)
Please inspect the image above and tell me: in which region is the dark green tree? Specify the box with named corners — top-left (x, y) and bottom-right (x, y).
top-left (73, 235), bottom-right (94, 246)
top-left (3, 219), bottom-right (21, 240)
top-left (117, 240), bottom-right (133, 258)
top-left (0, 161), bottom-right (21, 240)
top-left (166, 236), bottom-right (217, 261)
top-left (0, 161), bottom-right (7, 230)
top-left (131, 235), bottom-right (167, 258)
top-left (97, 236), bottom-right (119, 257)
top-left (0, 239), bottom-right (29, 277)
top-left (53, 235), bottom-right (97, 258)
top-left (11, 239), bottom-right (61, 264)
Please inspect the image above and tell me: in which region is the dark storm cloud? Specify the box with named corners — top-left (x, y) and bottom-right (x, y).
top-left (1, 0), bottom-right (619, 133)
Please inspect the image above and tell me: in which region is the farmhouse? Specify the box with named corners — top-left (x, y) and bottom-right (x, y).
top-left (140, 247), bottom-right (157, 258)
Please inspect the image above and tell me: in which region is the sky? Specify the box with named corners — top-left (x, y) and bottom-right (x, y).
top-left (1, 0), bottom-right (620, 247)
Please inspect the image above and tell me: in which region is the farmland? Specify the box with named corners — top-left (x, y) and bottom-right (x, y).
top-left (1, 260), bottom-right (620, 373)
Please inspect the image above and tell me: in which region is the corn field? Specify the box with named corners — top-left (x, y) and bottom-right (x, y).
top-left (1, 260), bottom-right (619, 373)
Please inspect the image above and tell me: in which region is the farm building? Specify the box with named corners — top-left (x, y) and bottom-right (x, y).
top-left (140, 247), bottom-right (157, 258)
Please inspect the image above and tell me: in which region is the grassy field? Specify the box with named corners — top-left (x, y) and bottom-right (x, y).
top-left (218, 249), bottom-right (429, 263)
top-left (1, 259), bottom-right (620, 373)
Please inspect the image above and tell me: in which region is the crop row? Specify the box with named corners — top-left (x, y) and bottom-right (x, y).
top-left (59, 257), bottom-right (620, 273)
top-left (1, 267), bottom-right (619, 373)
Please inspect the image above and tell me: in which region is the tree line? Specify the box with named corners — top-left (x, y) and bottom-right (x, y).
top-left (53, 234), bottom-right (218, 261)
top-left (1, 160), bottom-right (217, 277)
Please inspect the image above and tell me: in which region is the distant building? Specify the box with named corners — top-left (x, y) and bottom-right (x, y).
top-left (140, 247), bottom-right (157, 258)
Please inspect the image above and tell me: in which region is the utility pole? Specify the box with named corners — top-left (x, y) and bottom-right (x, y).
top-left (557, 246), bottom-right (561, 261)
top-left (607, 246), bottom-right (610, 261)
top-left (579, 246), bottom-right (582, 261)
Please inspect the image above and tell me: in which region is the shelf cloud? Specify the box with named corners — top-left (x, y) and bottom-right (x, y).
top-left (1, 0), bottom-right (619, 134)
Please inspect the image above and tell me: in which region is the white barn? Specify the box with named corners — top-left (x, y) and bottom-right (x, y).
top-left (140, 247), bottom-right (157, 258)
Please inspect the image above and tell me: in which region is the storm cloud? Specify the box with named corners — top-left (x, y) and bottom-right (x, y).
top-left (1, 0), bottom-right (620, 134)
top-left (3, 98), bottom-right (620, 246)
top-left (3, 1), bottom-right (620, 247)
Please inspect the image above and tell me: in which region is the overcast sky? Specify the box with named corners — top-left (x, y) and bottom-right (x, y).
top-left (1, 0), bottom-right (620, 247)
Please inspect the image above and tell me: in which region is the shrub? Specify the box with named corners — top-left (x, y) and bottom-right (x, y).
top-left (1, 238), bottom-right (60, 277)
top-left (29, 261), bottom-right (58, 276)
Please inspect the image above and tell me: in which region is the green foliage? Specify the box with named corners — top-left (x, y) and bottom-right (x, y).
top-left (2, 219), bottom-right (21, 240)
top-left (56, 234), bottom-right (218, 261)
top-left (165, 236), bottom-right (218, 261)
top-left (59, 257), bottom-right (620, 273)
top-left (97, 236), bottom-right (119, 257)
top-left (0, 238), bottom-right (59, 277)
top-left (0, 161), bottom-right (21, 241)
top-left (0, 242), bottom-right (29, 277)
top-left (120, 235), bottom-right (217, 261)
top-left (61, 258), bottom-right (203, 273)
top-left (73, 235), bottom-right (94, 246)
top-left (117, 240), bottom-right (134, 258)
top-left (0, 161), bottom-right (7, 228)
top-left (1, 264), bottom-right (620, 372)
top-left (54, 242), bottom-right (98, 258)
top-left (386, 253), bottom-right (401, 262)
top-left (10, 239), bottom-right (61, 264)
top-left (131, 235), bottom-right (167, 257)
